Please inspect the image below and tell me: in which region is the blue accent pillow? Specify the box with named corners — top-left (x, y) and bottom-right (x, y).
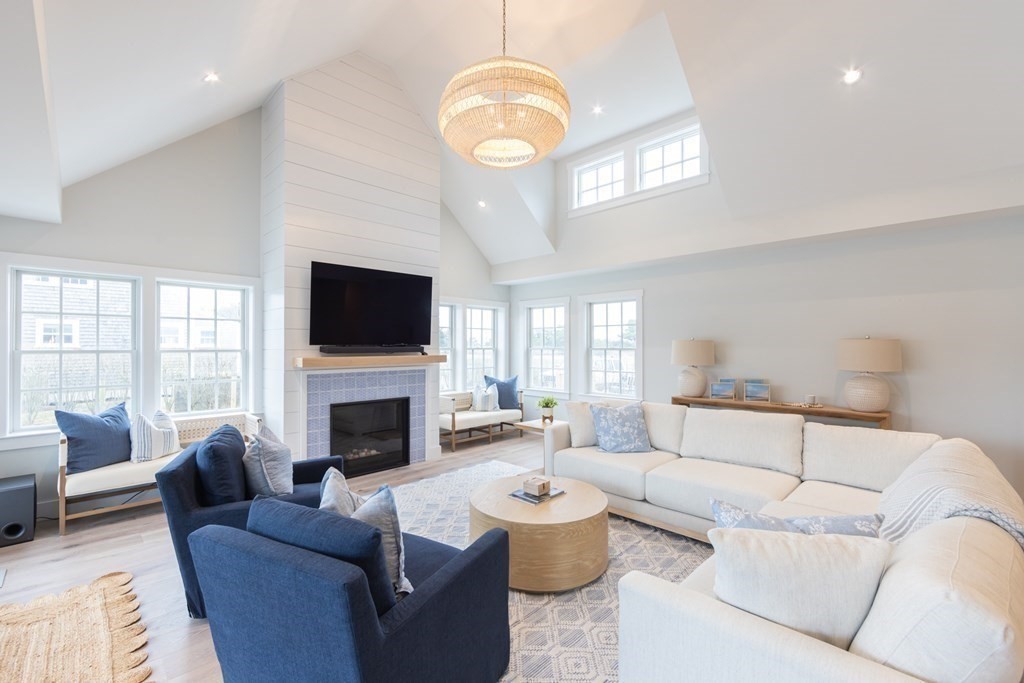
top-left (484, 375), bottom-right (519, 410)
top-left (56, 402), bottom-right (131, 474)
top-left (712, 499), bottom-right (884, 538)
top-left (247, 497), bottom-right (397, 616)
top-left (195, 425), bottom-right (247, 506)
top-left (589, 402), bottom-right (652, 453)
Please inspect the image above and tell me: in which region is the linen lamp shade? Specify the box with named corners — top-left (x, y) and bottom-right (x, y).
top-left (671, 339), bottom-right (715, 397)
top-left (837, 338), bottom-right (902, 412)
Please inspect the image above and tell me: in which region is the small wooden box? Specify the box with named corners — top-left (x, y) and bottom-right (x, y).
top-left (523, 476), bottom-right (551, 497)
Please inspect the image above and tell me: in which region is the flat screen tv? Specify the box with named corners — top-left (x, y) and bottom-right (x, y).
top-left (308, 261), bottom-right (432, 348)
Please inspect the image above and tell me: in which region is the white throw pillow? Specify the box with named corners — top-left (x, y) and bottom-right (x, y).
top-left (566, 401), bottom-right (604, 448)
top-left (129, 410), bottom-right (180, 463)
top-left (471, 384), bottom-right (499, 412)
top-left (709, 527), bottom-right (892, 649)
top-left (242, 434), bottom-right (294, 497)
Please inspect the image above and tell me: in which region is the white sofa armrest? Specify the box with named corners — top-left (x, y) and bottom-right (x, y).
top-left (58, 432), bottom-right (69, 467)
top-left (619, 571), bottom-right (922, 683)
top-left (439, 395), bottom-right (456, 414)
top-left (543, 422), bottom-right (570, 476)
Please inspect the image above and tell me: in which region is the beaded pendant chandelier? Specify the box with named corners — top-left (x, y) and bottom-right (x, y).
top-left (438, 0), bottom-right (570, 169)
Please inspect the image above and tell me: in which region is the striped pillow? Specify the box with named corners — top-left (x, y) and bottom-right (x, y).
top-left (130, 410), bottom-right (181, 463)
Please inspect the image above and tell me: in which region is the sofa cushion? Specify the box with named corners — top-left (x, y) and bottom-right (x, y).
top-left (553, 447), bottom-right (677, 501)
top-left (646, 458), bottom-right (800, 521)
top-left (65, 449), bottom-right (180, 497)
top-left (713, 498), bottom-right (883, 537)
top-left (484, 375), bottom-right (519, 409)
top-left (196, 425), bottom-right (247, 506)
top-left (319, 467), bottom-right (365, 516)
top-left (352, 485), bottom-right (413, 596)
top-left (758, 500), bottom-right (841, 518)
top-left (591, 402), bottom-right (652, 453)
top-left (439, 409), bottom-right (521, 431)
top-left (784, 481), bottom-right (881, 515)
top-left (680, 408), bottom-right (804, 476)
top-left (641, 402), bottom-right (687, 455)
top-left (57, 402), bottom-right (132, 474)
top-left (246, 497), bottom-right (396, 617)
top-left (566, 401), bottom-right (602, 448)
top-left (242, 434), bottom-right (294, 498)
top-left (710, 527), bottom-right (892, 650)
top-left (851, 517), bottom-right (1024, 683)
top-left (802, 422), bottom-right (940, 492)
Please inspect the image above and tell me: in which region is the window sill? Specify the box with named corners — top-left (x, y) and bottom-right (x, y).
top-left (522, 389), bottom-right (571, 401)
top-left (568, 172), bottom-right (710, 219)
top-left (576, 393), bottom-right (641, 403)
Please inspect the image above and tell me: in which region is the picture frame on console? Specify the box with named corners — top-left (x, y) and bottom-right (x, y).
top-left (710, 381), bottom-right (736, 399)
top-left (744, 382), bottom-right (771, 402)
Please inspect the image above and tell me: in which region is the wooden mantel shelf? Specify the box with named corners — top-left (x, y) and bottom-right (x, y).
top-left (671, 395), bottom-right (892, 429)
top-left (293, 354), bottom-right (447, 370)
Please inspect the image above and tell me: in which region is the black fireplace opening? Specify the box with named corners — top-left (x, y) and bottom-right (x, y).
top-left (329, 397), bottom-right (410, 477)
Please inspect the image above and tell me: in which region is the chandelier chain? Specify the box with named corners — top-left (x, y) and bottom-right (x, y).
top-left (502, 0), bottom-right (506, 56)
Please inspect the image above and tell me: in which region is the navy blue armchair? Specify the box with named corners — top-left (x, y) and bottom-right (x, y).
top-left (188, 502), bottom-right (511, 683)
top-left (155, 441), bottom-right (343, 617)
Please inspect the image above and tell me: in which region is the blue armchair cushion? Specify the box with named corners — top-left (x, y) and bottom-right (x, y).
top-left (56, 402), bottom-right (132, 474)
top-left (196, 425), bottom-right (247, 506)
top-left (484, 374), bottom-right (519, 410)
top-left (247, 497), bottom-right (397, 616)
top-left (242, 434), bottom-right (294, 497)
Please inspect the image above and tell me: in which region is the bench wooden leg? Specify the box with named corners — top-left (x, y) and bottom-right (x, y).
top-left (58, 466), bottom-right (67, 536)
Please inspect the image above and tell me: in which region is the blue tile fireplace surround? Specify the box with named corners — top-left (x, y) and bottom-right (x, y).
top-left (304, 369), bottom-right (427, 473)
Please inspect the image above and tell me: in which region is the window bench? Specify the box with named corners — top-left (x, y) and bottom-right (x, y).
top-left (439, 391), bottom-right (524, 451)
top-left (58, 412), bottom-right (261, 535)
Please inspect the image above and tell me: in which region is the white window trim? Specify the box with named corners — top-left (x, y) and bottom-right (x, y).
top-left (567, 113), bottom-right (710, 219)
top-left (519, 296), bottom-right (571, 399)
top-left (0, 250), bottom-right (261, 451)
top-left (571, 153), bottom-right (625, 210)
top-left (439, 297), bottom-right (509, 393)
top-left (573, 289), bottom-right (644, 401)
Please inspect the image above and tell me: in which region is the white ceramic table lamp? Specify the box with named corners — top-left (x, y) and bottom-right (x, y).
top-left (837, 337), bottom-right (902, 412)
top-left (671, 339), bottom-right (715, 397)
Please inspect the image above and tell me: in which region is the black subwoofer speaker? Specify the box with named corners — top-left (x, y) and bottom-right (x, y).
top-left (0, 474), bottom-right (36, 547)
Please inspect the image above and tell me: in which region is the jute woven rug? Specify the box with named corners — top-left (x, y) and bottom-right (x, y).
top-left (393, 460), bottom-right (713, 682)
top-left (0, 571), bottom-right (151, 683)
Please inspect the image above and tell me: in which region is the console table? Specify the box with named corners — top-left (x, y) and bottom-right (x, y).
top-left (670, 396), bottom-right (892, 429)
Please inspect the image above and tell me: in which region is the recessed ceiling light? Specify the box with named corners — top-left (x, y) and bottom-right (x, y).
top-left (203, 72), bottom-right (220, 83)
top-left (842, 68), bottom-right (862, 85)
top-left (477, 200), bottom-right (487, 208)
top-left (591, 104), bottom-right (604, 115)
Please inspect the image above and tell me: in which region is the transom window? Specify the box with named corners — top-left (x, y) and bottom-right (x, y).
top-left (575, 155), bottom-right (625, 208)
top-left (639, 128), bottom-right (702, 190)
top-left (527, 304), bottom-right (566, 391)
top-left (158, 283), bottom-right (246, 414)
top-left (14, 270), bottom-right (136, 429)
top-left (588, 299), bottom-right (638, 398)
top-left (464, 307), bottom-right (497, 387)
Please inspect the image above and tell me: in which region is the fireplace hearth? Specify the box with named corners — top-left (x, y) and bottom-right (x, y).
top-left (329, 397), bottom-right (410, 477)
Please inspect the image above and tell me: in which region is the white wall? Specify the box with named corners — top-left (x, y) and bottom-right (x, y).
top-left (440, 202), bottom-right (509, 302)
top-left (509, 216), bottom-right (1024, 494)
top-left (0, 111), bottom-right (262, 514)
top-left (0, 111), bottom-right (262, 276)
top-left (261, 52), bottom-right (442, 456)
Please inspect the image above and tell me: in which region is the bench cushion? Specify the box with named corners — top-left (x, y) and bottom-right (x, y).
top-left (553, 447), bottom-right (678, 501)
top-left (680, 408), bottom-right (805, 477)
top-left (802, 422), bottom-right (940, 492)
top-left (784, 481), bottom-right (880, 515)
top-left (439, 409), bottom-right (521, 431)
top-left (65, 449), bottom-right (181, 497)
top-left (645, 458), bottom-right (801, 521)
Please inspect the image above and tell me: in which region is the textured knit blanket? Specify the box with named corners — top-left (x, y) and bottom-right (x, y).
top-left (879, 438), bottom-right (1024, 550)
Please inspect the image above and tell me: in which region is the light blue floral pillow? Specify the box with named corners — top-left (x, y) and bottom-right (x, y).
top-left (590, 402), bottom-right (652, 453)
top-left (712, 499), bottom-right (884, 538)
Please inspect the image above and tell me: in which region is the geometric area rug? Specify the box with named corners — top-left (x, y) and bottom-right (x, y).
top-left (392, 460), bottom-right (714, 682)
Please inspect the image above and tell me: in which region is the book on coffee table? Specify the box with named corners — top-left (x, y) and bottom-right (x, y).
top-left (508, 487), bottom-right (566, 505)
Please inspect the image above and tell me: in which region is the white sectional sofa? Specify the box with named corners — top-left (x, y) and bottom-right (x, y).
top-left (544, 402), bottom-right (1024, 683)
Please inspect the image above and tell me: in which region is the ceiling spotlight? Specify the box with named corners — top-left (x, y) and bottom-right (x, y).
top-left (477, 200), bottom-right (487, 208)
top-left (592, 104), bottom-right (604, 115)
top-left (203, 72), bottom-right (220, 83)
top-left (842, 68), bottom-right (862, 85)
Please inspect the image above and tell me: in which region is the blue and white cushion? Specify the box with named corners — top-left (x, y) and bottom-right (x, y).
top-left (129, 410), bottom-right (180, 463)
top-left (712, 499), bottom-right (884, 538)
top-left (471, 384), bottom-right (499, 412)
top-left (590, 402), bottom-right (652, 453)
top-left (242, 434), bottom-right (295, 497)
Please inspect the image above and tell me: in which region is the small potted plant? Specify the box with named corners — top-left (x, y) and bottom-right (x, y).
top-left (537, 396), bottom-right (558, 423)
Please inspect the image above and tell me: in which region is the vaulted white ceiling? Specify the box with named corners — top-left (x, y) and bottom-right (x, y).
top-left (3, 0), bottom-right (1024, 272)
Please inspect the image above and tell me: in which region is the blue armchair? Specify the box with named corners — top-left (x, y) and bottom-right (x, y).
top-left (155, 441), bottom-right (343, 618)
top-left (189, 499), bottom-right (511, 683)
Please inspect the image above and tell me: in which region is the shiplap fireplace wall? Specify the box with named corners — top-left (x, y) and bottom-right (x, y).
top-left (260, 51), bottom-right (441, 460)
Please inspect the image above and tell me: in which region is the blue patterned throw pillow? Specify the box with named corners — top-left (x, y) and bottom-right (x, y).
top-left (712, 499), bottom-right (884, 538)
top-left (589, 402), bottom-right (652, 453)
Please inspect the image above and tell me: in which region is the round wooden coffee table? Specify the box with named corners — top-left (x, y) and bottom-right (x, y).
top-left (469, 476), bottom-right (609, 592)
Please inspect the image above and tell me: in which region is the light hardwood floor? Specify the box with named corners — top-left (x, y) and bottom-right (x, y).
top-left (0, 435), bottom-right (543, 682)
